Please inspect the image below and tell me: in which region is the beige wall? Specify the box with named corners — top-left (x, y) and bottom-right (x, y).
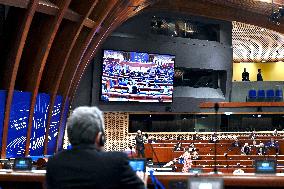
top-left (233, 62), bottom-right (284, 81)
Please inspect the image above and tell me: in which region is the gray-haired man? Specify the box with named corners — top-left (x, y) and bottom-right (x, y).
top-left (46, 106), bottom-right (145, 189)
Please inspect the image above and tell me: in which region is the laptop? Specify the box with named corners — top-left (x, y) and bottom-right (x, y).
top-left (13, 157), bottom-right (33, 171)
top-left (188, 178), bottom-right (224, 189)
top-left (255, 159), bottom-right (276, 174)
top-left (129, 158), bottom-right (146, 172)
top-left (188, 168), bottom-right (203, 174)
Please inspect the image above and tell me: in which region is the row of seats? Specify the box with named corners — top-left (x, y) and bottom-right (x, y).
top-left (247, 89), bottom-right (283, 102)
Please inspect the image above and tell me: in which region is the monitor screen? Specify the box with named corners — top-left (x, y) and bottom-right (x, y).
top-left (101, 50), bottom-right (175, 102)
top-left (129, 158), bottom-right (146, 172)
top-left (189, 168), bottom-right (203, 174)
top-left (13, 157), bottom-right (32, 171)
top-left (255, 159), bottom-right (276, 174)
top-left (188, 178), bottom-right (224, 189)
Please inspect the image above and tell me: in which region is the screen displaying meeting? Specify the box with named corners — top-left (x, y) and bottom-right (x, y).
top-left (100, 50), bottom-right (175, 103)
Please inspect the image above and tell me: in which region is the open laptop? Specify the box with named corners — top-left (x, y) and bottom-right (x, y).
top-left (188, 168), bottom-right (203, 174)
top-left (188, 178), bottom-right (224, 189)
top-left (129, 158), bottom-right (146, 172)
top-left (12, 157), bottom-right (33, 171)
top-left (255, 159), bottom-right (276, 174)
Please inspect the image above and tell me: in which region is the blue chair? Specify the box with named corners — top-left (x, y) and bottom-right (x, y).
top-left (275, 89), bottom-right (283, 101)
top-left (248, 89), bottom-right (257, 101)
top-left (266, 89), bottom-right (275, 101)
top-left (257, 90), bottom-right (265, 101)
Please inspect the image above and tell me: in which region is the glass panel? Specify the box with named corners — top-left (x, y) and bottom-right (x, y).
top-left (29, 93), bottom-right (50, 156)
top-left (47, 95), bottom-right (63, 155)
top-left (7, 91), bottom-right (31, 158)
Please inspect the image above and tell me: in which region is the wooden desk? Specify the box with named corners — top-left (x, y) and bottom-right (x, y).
top-left (0, 170), bottom-right (45, 189)
top-left (148, 172), bottom-right (284, 188)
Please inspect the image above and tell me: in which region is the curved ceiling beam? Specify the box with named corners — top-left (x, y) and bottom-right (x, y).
top-left (24, 0), bottom-right (71, 156)
top-left (68, 0), bottom-right (156, 104)
top-left (42, 0), bottom-right (99, 155)
top-left (54, 0), bottom-right (122, 152)
top-left (149, 0), bottom-right (284, 33)
top-left (1, 0), bottom-right (39, 159)
top-left (69, 5), bottom-right (149, 101)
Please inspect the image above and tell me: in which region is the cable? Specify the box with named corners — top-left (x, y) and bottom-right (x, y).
top-left (149, 169), bottom-right (165, 189)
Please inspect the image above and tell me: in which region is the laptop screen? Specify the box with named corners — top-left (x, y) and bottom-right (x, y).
top-left (255, 159), bottom-right (276, 174)
top-left (189, 168), bottom-right (203, 174)
top-left (129, 158), bottom-right (146, 172)
top-left (13, 157), bottom-right (32, 171)
top-left (188, 178), bottom-right (224, 189)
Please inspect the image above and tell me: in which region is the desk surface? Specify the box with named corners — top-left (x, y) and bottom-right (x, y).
top-left (149, 172), bottom-right (284, 187)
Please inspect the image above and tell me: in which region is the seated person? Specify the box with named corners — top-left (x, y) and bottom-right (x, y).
top-left (46, 106), bottom-right (145, 189)
top-left (251, 140), bottom-right (258, 147)
top-left (192, 132), bottom-right (201, 140)
top-left (265, 138), bottom-right (279, 154)
top-left (249, 130), bottom-right (257, 140)
top-left (173, 142), bottom-right (183, 151)
top-left (209, 132), bottom-right (219, 143)
top-left (189, 143), bottom-right (197, 151)
top-left (257, 143), bottom-right (267, 155)
top-left (147, 136), bottom-right (156, 143)
top-left (177, 135), bottom-right (183, 140)
top-left (192, 149), bottom-right (200, 160)
top-left (242, 143), bottom-right (251, 155)
top-left (231, 138), bottom-right (242, 148)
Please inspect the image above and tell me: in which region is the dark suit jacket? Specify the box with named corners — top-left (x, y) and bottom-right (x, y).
top-left (46, 144), bottom-right (145, 189)
top-left (135, 135), bottom-right (145, 150)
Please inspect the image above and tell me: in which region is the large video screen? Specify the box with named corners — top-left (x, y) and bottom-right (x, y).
top-left (101, 50), bottom-right (175, 102)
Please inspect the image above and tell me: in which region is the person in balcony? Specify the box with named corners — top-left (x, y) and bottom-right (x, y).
top-left (257, 69), bottom-right (263, 81)
top-left (242, 68), bottom-right (250, 81)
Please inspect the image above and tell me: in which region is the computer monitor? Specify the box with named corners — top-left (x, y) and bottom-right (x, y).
top-left (13, 157), bottom-right (32, 171)
top-left (255, 159), bottom-right (276, 174)
top-left (188, 178), bottom-right (224, 189)
top-left (189, 168), bottom-right (203, 174)
top-left (129, 158), bottom-right (146, 172)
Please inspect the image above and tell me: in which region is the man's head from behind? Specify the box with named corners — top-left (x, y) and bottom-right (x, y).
top-left (67, 106), bottom-right (105, 149)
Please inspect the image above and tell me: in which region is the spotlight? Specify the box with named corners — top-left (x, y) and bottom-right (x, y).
top-left (269, 11), bottom-right (281, 25)
top-left (279, 7), bottom-right (284, 16)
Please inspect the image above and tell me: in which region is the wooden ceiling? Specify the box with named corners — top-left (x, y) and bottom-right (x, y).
top-left (0, 0), bottom-right (284, 151)
top-left (233, 21), bottom-right (284, 63)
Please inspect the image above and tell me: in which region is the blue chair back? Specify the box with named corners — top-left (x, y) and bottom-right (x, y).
top-left (275, 89), bottom-right (283, 101)
top-left (257, 90), bottom-right (265, 100)
top-left (248, 90), bottom-right (257, 98)
top-left (248, 90), bottom-right (257, 101)
top-left (266, 90), bottom-right (274, 97)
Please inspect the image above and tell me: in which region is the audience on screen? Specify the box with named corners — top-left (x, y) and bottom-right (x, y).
top-left (266, 138), bottom-right (280, 154)
top-left (46, 106), bottom-right (145, 189)
top-left (257, 143), bottom-right (267, 155)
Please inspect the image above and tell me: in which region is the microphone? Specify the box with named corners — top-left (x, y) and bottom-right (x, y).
top-left (213, 102), bottom-right (219, 174)
top-left (214, 102), bottom-right (219, 113)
